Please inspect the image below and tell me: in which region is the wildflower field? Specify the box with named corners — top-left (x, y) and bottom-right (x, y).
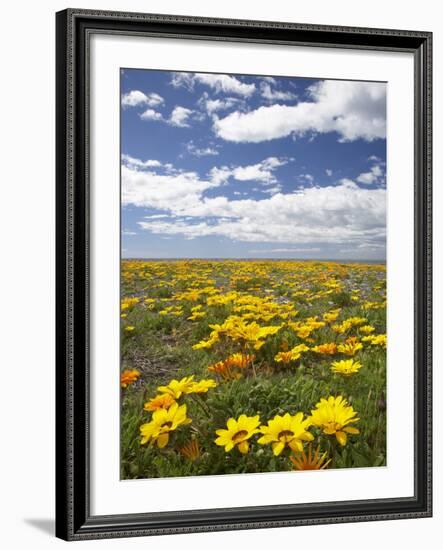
top-left (120, 260), bottom-right (386, 479)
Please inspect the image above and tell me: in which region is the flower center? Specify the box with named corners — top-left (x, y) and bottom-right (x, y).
top-left (163, 421), bottom-right (173, 429)
top-left (233, 430), bottom-right (248, 442)
top-left (278, 430), bottom-right (294, 442)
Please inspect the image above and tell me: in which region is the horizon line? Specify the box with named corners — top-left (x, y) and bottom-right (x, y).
top-left (121, 257), bottom-right (386, 263)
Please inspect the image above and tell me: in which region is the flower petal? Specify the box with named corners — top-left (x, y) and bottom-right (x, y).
top-left (343, 426), bottom-right (360, 434)
top-left (156, 432), bottom-right (169, 448)
top-left (272, 441), bottom-right (285, 456)
top-left (237, 441), bottom-right (249, 454)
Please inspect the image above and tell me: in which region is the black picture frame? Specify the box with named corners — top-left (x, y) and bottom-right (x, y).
top-left (55, 8), bottom-right (432, 541)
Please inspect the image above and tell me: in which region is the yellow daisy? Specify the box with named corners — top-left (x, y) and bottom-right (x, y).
top-left (215, 414), bottom-right (261, 454)
top-left (258, 412), bottom-right (313, 456)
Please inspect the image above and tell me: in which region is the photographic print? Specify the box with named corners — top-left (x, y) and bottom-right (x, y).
top-left (120, 68), bottom-right (387, 480)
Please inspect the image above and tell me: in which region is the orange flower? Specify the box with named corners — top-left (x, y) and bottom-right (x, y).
top-left (120, 369), bottom-right (140, 388)
top-left (226, 353), bottom-right (255, 369)
top-left (274, 351), bottom-right (294, 363)
top-left (208, 361), bottom-right (242, 381)
top-left (208, 353), bottom-right (254, 381)
top-left (144, 393), bottom-right (176, 411)
top-left (179, 439), bottom-right (201, 461)
top-left (290, 445), bottom-right (331, 470)
top-left (311, 342), bottom-right (337, 355)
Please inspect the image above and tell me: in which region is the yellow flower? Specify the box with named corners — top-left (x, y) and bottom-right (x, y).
top-left (215, 414), bottom-right (261, 454)
top-left (331, 359), bottom-right (362, 376)
top-left (193, 332), bottom-right (220, 350)
top-left (179, 439), bottom-right (201, 461)
top-left (140, 402), bottom-right (191, 448)
top-left (120, 369), bottom-right (140, 388)
top-left (195, 316), bottom-right (281, 351)
top-left (309, 396), bottom-right (360, 446)
top-left (290, 445), bottom-right (331, 470)
top-left (188, 379), bottom-right (217, 394)
top-left (187, 310), bottom-right (206, 321)
top-left (144, 393), bottom-right (176, 412)
top-left (157, 376), bottom-right (195, 399)
top-left (323, 309), bottom-right (341, 323)
top-left (257, 413), bottom-right (314, 456)
top-left (362, 334), bottom-right (387, 348)
top-left (274, 351), bottom-right (295, 363)
top-left (359, 325), bottom-right (375, 334)
top-left (124, 325), bottom-right (136, 333)
top-left (121, 297), bottom-right (139, 311)
top-left (332, 317), bottom-right (366, 334)
top-left (337, 341), bottom-right (363, 356)
top-left (290, 344), bottom-right (310, 359)
top-left (312, 342), bottom-right (338, 355)
top-left (275, 344), bottom-right (309, 363)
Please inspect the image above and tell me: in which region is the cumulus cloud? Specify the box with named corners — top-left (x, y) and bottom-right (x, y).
top-left (260, 82), bottom-right (297, 102)
top-left (356, 160), bottom-right (386, 185)
top-left (169, 106), bottom-right (193, 127)
top-left (122, 154), bottom-right (162, 168)
top-left (171, 72), bottom-right (255, 97)
top-left (213, 80), bottom-right (386, 143)
top-left (122, 90), bottom-right (164, 108)
top-left (122, 165), bottom-right (217, 211)
top-left (140, 108), bottom-right (163, 121)
top-left (261, 185), bottom-right (283, 196)
top-left (123, 162), bottom-right (385, 250)
top-left (139, 106), bottom-right (195, 128)
top-left (197, 92), bottom-right (245, 115)
top-left (209, 157), bottom-right (288, 186)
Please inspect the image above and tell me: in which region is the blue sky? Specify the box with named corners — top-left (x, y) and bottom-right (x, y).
top-left (121, 69), bottom-right (386, 260)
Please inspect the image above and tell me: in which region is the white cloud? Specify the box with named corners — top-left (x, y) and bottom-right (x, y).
top-left (209, 157), bottom-right (288, 186)
top-left (326, 169), bottom-right (333, 177)
top-left (139, 105), bottom-right (195, 128)
top-left (122, 90), bottom-right (164, 108)
top-left (356, 161), bottom-right (385, 185)
top-left (171, 72), bottom-right (255, 97)
top-left (213, 80), bottom-right (386, 143)
top-left (297, 174), bottom-right (315, 185)
top-left (169, 106), bottom-right (193, 127)
top-left (197, 93), bottom-right (245, 115)
top-left (140, 108), bottom-right (163, 121)
top-left (122, 165), bottom-right (217, 212)
top-left (122, 230), bottom-right (137, 236)
top-left (186, 141), bottom-right (219, 157)
top-left (125, 164), bottom-right (385, 249)
top-left (122, 154), bottom-right (162, 168)
top-left (260, 82), bottom-right (297, 102)
top-left (261, 185), bottom-right (283, 195)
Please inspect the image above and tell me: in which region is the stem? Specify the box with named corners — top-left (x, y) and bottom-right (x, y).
top-left (329, 437), bottom-right (338, 468)
top-left (247, 344), bottom-right (257, 378)
top-left (190, 394), bottom-right (212, 418)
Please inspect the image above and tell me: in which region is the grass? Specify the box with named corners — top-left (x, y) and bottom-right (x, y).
top-left (120, 259), bottom-right (386, 479)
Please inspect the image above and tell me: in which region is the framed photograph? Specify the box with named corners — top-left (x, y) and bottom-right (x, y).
top-left (55, 8), bottom-right (432, 541)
